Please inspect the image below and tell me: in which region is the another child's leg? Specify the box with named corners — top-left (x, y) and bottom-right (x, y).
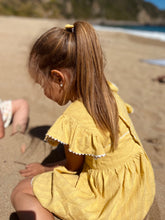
top-left (11, 178), bottom-right (54, 220)
top-left (0, 111), bottom-right (4, 138)
top-left (11, 99), bottom-right (29, 134)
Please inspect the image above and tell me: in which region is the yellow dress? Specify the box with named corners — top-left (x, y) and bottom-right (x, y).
top-left (32, 83), bottom-right (155, 220)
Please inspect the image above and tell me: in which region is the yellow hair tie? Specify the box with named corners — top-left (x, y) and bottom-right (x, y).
top-left (65, 24), bottom-right (74, 32)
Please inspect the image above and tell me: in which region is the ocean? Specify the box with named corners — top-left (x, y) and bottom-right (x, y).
top-left (94, 24), bottom-right (165, 66)
top-left (94, 25), bottom-right (165, 42)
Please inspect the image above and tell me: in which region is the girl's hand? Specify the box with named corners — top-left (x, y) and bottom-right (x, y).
top-left (19, 163), bottom-right (45, 178)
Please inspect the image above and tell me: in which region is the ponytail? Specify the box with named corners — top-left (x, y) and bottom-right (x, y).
top-left (73, 21), bottom-right (119, 150)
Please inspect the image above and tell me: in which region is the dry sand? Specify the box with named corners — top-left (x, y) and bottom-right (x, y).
top-left (0, 16), bottom-right (165, 220)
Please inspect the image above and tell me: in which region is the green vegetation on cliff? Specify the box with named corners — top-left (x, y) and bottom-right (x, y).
top-left (0, 0), bottom-right (164, 24)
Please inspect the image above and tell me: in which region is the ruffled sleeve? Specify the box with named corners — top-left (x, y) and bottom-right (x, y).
top-left (45, 106), bottom-right (111, 158)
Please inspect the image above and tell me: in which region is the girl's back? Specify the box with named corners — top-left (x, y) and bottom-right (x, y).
top-left (33, 83), bottom-right (155, 220)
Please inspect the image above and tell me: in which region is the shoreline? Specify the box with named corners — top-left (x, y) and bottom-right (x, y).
top-left (90, 19), bottom-right (165, 27)
top-left (94, 24), bottom-right (165, 42)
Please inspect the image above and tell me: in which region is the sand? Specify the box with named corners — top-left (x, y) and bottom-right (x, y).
top-left (0, 16), bottom-right (164, 220)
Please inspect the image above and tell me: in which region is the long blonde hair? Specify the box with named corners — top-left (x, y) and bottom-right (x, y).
top-left (29, 21), bottom-right (119, 150)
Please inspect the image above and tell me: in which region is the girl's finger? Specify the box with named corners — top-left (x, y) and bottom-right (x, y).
top-left (20, 170), bottom-right (33, 177)
top-left (19, 169), bottom-right (32, 175)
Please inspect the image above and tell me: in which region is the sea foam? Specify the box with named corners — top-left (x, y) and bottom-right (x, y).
top-left (94, 25), bottom-right (165, 42)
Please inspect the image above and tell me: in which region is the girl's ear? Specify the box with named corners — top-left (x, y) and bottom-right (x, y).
top-left (51, 70), bottom-right (65, 87)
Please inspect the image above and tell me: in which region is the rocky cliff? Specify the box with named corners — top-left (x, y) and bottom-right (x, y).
top-left (0, 0), bottom-right (164, 25)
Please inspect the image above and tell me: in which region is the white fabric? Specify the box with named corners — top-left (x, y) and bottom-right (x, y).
top-left (0, 99), bottom-right (12, 128)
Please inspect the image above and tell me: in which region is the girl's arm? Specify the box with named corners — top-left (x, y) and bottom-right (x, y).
top-left (64, 145), bottom-right (84, 172)
top-left (0, 111), bottom-right (5, 138)
top-left (20, 145), bottom-right (85, 177)
top-left (20, 160), bottom-right (66, 177)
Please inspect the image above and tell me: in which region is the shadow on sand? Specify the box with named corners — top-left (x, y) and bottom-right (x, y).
top-left (10, 211), bottom-right (35, 220)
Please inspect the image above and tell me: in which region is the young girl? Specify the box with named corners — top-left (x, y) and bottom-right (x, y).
top-left (11, 21), bottom-right (155, 220)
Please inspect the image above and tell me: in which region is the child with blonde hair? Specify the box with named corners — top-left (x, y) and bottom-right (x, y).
top-left (11, 21), bottom-right (155, 220)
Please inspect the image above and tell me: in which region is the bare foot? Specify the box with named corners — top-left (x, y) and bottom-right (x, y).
top-left (11, 99), bottom-right (29, 135)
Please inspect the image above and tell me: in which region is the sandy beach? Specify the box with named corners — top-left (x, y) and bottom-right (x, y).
top-left (0, 16), bottom-right (165, 220)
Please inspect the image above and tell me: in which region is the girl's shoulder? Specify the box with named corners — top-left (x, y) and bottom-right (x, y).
top-left (109, 83), bottom-right (141, 146)
top-left (63, 100), bottom-right (98, 130)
